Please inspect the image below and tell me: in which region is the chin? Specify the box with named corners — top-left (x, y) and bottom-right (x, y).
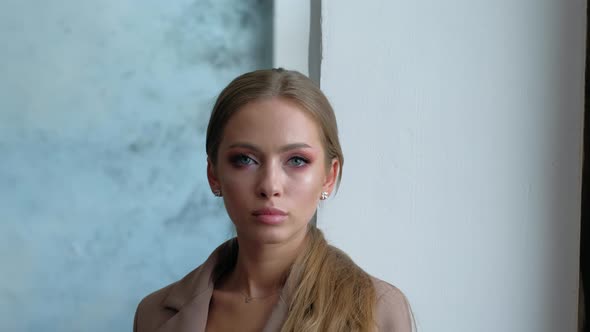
top-left (238, 224), bottom-right (308, 246)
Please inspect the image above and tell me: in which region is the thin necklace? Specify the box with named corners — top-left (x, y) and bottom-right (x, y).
top-left (240, 290), bottom-right (281, 303)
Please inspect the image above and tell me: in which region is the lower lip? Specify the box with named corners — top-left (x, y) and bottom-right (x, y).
top-left (254, 214), bottom-right (287, 225)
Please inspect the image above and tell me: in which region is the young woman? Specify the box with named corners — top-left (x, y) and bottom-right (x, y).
top-left (134, 68), bottom-right (413, 332)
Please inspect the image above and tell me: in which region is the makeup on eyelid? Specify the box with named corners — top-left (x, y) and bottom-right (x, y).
top-left (226, 151), bottom-right (314, 168)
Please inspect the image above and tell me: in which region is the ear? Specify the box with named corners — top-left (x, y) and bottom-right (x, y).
top-left (207, 157), bottom-right (221, 192)
top-left (322, 158), bottom-right (340, 195)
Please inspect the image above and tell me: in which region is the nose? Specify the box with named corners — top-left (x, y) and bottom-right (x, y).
top-left (256, 162), bottom-right (283, 199)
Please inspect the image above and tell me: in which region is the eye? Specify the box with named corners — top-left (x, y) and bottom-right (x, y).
top-left (287, 156), bottom-right (308, 167)
top-left (231, 154), bottom-right (256, 166)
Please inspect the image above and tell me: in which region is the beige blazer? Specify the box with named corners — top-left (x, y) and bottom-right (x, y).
top-left (134, 241), bottom-right (413, 332)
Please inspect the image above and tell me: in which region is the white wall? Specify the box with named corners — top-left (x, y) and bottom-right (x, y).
top-left (318, 1), bottom-right (586, 331)
top-left (273, 0), bottom-right (321, 83)
top-left (273, 0), bottom-right (310, 75)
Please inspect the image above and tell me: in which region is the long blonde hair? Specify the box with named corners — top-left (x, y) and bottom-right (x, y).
top-left (206, 68), bottom-right (376, 331)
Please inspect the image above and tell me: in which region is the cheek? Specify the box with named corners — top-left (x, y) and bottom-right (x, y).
top-left (287, 167), bottom-right (324, 199)
top-left (217, 167), bottom-right (253, 207)
top-left (286, 171), bottom-right (323, 224)
top-left (219, 176), bottom-right (252, 224)
top-left (222, 172), bottom-right (248, 190)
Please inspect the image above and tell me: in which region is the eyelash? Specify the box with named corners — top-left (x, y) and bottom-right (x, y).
top-left (230, 154), bottom-right (256, 166)
top-left (287, 156), bottom-right (309, 167)
top-left (229, 154), bottom-right (310, 168)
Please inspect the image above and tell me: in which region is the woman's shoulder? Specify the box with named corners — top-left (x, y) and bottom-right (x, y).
top-left (134, 246), bottom-right (224, 332)
top-left (134, 280), bottom-right (178, 332)
top-left (134, 261), bottom-right (215, 331)
top-left (370, 276), bottom-right (414, 332)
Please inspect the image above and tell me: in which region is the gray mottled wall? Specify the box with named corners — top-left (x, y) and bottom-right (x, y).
top-left (0, 1), bottom-right (272, 331)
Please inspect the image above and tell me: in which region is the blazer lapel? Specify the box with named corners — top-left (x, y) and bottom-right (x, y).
top-left (261, 260), bottom-right (301, 332)
top-left (261, 293), bottom-right (288, 332)
top-left (155, 243), bottom-right (222, 332)
top-left (155, 288), bottom-right (213, 332)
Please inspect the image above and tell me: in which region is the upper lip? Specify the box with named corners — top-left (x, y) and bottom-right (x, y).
top-left (252, 207), bottom-right (287, 216)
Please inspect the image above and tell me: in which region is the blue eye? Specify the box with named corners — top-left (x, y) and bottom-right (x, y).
top-left (232, 154), bottom-right (255, 166)
top-left (288, 156), bottom-right (308, 167)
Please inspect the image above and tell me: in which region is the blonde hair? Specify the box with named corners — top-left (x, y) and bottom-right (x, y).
top-left (282, 226), bottom-right (376, 331)
top-left (206, 68), bottom-right (376, 331)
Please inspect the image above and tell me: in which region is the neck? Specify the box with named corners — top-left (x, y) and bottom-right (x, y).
top-left (226, 230), bottom-right (308, 298)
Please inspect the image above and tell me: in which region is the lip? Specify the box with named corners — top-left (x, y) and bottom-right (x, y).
top-left (252, 207), bottom-right (288, 225)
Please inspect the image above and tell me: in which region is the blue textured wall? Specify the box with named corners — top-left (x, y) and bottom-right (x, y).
top-left (0, 1), bottom-right (272, 331)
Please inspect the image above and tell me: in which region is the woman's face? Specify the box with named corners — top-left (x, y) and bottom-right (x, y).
top-left (208, 97), bottom-right (339, 246)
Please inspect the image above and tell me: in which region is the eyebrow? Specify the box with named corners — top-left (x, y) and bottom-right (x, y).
top-left (227, 142), bottom-right (313, 153)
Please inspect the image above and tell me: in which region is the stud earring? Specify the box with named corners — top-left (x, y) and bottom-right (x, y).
top-left (213, 189), bottom-right (222, 197)
top-left (320, 191), bottom-right (329, 200)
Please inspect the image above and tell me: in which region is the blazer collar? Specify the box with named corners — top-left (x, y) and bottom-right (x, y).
top-left (154, 242), bottom-right (220, 332)
top-left (161, 245), bottom-right (219, 311)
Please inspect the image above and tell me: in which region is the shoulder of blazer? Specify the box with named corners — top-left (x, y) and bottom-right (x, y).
top-left (371, 277), bottom-right (414, 332)
top-left (141, 247), bottom-right (222, 312)
top-left (133, 240), bottom-right (232, 332)
top-left (134, 281), bottom-right (178, 332)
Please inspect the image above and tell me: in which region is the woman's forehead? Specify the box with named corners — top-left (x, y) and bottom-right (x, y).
top-left (220, 98), bottom-right (324, 151)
